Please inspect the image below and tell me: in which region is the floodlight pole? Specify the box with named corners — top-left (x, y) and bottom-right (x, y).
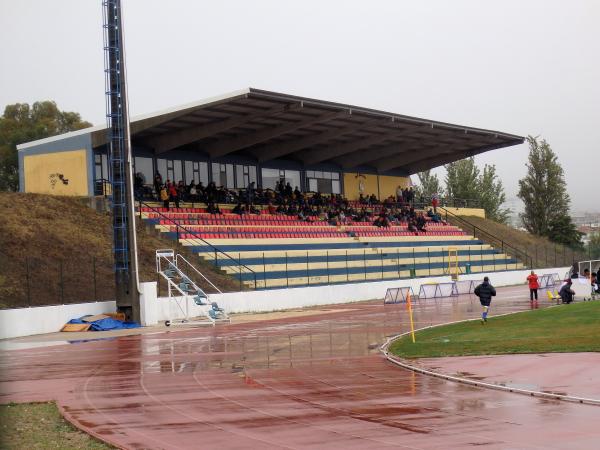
top-left (103, 0), bottom-right (140, 322)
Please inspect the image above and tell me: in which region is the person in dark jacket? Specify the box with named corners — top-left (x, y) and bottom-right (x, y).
top-left (559, 280), bottom-right (575, 304)
top-left (474, 276), bottom-right (496, 323)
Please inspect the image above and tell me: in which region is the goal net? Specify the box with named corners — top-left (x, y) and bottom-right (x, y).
top-left (454, 280), bottom-right (475, 295)
top-left (384, 287), bottom-right (415, 304)
top-left (437, 282), bottom-right (459, 298)
top-left (418, 284), bottom-right (439, 299)
top-left (538, 274), bottom-right (553, 289)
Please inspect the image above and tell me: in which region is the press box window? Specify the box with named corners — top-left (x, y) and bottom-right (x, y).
top-left (305, 170), bottom-right (340, 194)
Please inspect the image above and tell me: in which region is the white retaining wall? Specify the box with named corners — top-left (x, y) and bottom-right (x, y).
top-left (1, 267), bottom-right (570, 337)
top-left (0, 300), bottom-right (116, 340)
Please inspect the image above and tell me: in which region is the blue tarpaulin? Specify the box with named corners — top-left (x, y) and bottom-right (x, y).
top-left (68, 316), bottom-right (141, 331)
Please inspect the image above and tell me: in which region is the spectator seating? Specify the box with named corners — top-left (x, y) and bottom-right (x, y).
top-left (140, 205), bottom-right (522, 289)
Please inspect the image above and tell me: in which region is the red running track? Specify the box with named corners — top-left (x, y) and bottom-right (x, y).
top-left (2, 285), bottom-right (600, 449)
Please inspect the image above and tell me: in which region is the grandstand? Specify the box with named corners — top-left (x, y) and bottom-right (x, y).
top-left (17, 88), bottom-right (525, 292)
top-left (139, 203), bottom-right (521, 289)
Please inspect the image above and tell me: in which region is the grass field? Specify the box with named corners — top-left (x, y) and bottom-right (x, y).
top-left (389, 301), bottom-right (600, 359)
top-left (0, 402), bottom-right (113, 449)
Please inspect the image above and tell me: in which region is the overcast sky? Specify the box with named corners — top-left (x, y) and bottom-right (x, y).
top-left (2, 0), bottom-right (598, 213)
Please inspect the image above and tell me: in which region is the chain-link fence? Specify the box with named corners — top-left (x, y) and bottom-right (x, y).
top-left (0, 254), bottom-right (116, 309)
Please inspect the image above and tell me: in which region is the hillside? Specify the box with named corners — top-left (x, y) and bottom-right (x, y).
top-left (446, 214), bottom-right (584, 269)
top-left (0, 193), bottom-right (240, 309)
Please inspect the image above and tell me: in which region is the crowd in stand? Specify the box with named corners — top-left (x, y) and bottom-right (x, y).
top-left (136, 171), bottom-right (444, 231)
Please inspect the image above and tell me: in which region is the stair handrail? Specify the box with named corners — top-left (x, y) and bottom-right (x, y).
top-left (140, 200), bottom-right (258, 290)
top-left (440, 207), bottom-right (533, 268)
top-left (176, 253), bottom-right (223, 294)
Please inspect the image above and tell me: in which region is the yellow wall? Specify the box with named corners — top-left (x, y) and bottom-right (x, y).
top-left (24, 149), bottom-right (89, 196)
top-left (378, 175), bottom-right (411, 200)
top-left (343, 173), bottom-right (378, 200)
top-left (343, 172), bottom-right (410, 200)
top-left (444, 207), bottom-right (486, 218)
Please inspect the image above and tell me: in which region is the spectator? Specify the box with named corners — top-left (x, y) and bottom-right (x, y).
top-left (416, 213), bottom-right (427, 232)
top-left (247, 181), bottom-right (256, 204)
top-left (232, 202), bottom-right (245, 215)
top-left (207, 202), bottom-right (221, 215)
top-left (559, 280), bottom-right (575, 304)
top-left (189, 183), bottom-right (198, 202)
top-left (407, 218), bottom-right (417, 233)
top-left (134, 172), bottom-right (144, 200)
top-left (168, 182), bottom-right (180, 208)
top-left (431, 193), bottom-right (439, 214)
top-left (154, 171), bottom-right (163, 200)
top-left (159, 185), bottom-right (169, 210)
top-left (526, 270), bottom-right (539, 305)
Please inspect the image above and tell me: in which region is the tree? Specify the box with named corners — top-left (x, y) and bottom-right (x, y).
top-left (518, 136), bottom-right (570, 236)
top-left (477, 164), bottom-right (510, 224)
top-left (546, 215), bottom-right (583, 249)
top-left (445, 157), bottom-right (480, 201)
top-left (0, 101), bottom-right (91, 191)
top-left (444, 157), bottom-right (509, 223)
top-left (414, 169), bottom-right (443, 201)
top-left (586, 232), bottom-right (600, 259)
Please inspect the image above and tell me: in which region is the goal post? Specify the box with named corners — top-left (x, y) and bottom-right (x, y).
top-left (447, 247), bottom-right (459, 281)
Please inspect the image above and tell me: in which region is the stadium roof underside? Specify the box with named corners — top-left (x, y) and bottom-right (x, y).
top-left (89, 88), bottom-right (523, 174)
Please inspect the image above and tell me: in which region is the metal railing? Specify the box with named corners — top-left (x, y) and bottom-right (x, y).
top-left (0, 253), bottom-right (115, 309)
top-left (139, 201), bottom-right (258, 290)
top-left (441, 207), bottom-right (588, 269)
top-left (441, 207), bottom-right (533, 268)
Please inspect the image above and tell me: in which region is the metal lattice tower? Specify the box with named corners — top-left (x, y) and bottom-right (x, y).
top-left (102, 0), bottom-right (140, 322)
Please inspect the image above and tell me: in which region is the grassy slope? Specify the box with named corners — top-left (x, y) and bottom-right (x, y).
top-left (389, 301), bottom-right (600, 358)
top-left (0, 193), bottom-right (240, 308)
top-left (0, 402), bottom-right (114, 450)
top-left (447, 214), bottom-right (583, 268)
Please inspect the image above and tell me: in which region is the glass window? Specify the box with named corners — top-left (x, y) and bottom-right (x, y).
top-left (134, 157), bottom-right (153, 185)
top-left (285, 170), bottom-right (301, 191)
top-left (332, 180), bottom-right (341, 194)
top-left (199, 162), bottom-right (208, 184)
top-left (185, 161), bottom-right (194, 184)
top-left (156, 159), bottom-right (167, 182)
top-left (317, 178), bottom-right (332, 194)
top-left (332, 172), bottom-right (339, 180)
top-left (249, 166), bottom-right (257, 185)
top-left (235, 165), bottom-right (244, 188)
top-left (306, 170), bottom-right (314, 178)
top-left (173, 160), bottom-right (183, 183)
top-left (225, 164), bottom-right (234, 188)
top-left (308, 178), bottom-right (318, 192)
top-left (261, 168), bottom-right (281, 190)
top-left (212, 163), bottom-right (220, 185)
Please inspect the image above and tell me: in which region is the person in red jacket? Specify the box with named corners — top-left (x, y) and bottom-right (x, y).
top-left (526, 270), bottom-right (539, 305)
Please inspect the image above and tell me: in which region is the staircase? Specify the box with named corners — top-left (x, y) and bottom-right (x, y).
top-left (156, 249), bottom-right (230, 326)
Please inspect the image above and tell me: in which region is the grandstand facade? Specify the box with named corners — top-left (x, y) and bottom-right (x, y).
top-left (17, 88), bottom-right (523, 201)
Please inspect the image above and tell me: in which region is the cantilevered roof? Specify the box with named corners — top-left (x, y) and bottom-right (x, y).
top-left (18, 88), bottom-right (524, 174)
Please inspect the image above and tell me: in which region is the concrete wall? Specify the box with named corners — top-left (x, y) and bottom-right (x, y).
top-left (1, 267), bottom-right (570, 338)
top-left (444, 207), bottom-right (486, 218)
top-left (0, 301), bottom-right (116, 340)
top-left (23, 149), bottom-right (89, 196)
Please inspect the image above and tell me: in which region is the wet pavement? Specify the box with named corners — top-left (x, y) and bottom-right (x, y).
top-left (1, 285), bottom-right (600, 449)
top-left (418, 353), bottom-right (600, 400)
